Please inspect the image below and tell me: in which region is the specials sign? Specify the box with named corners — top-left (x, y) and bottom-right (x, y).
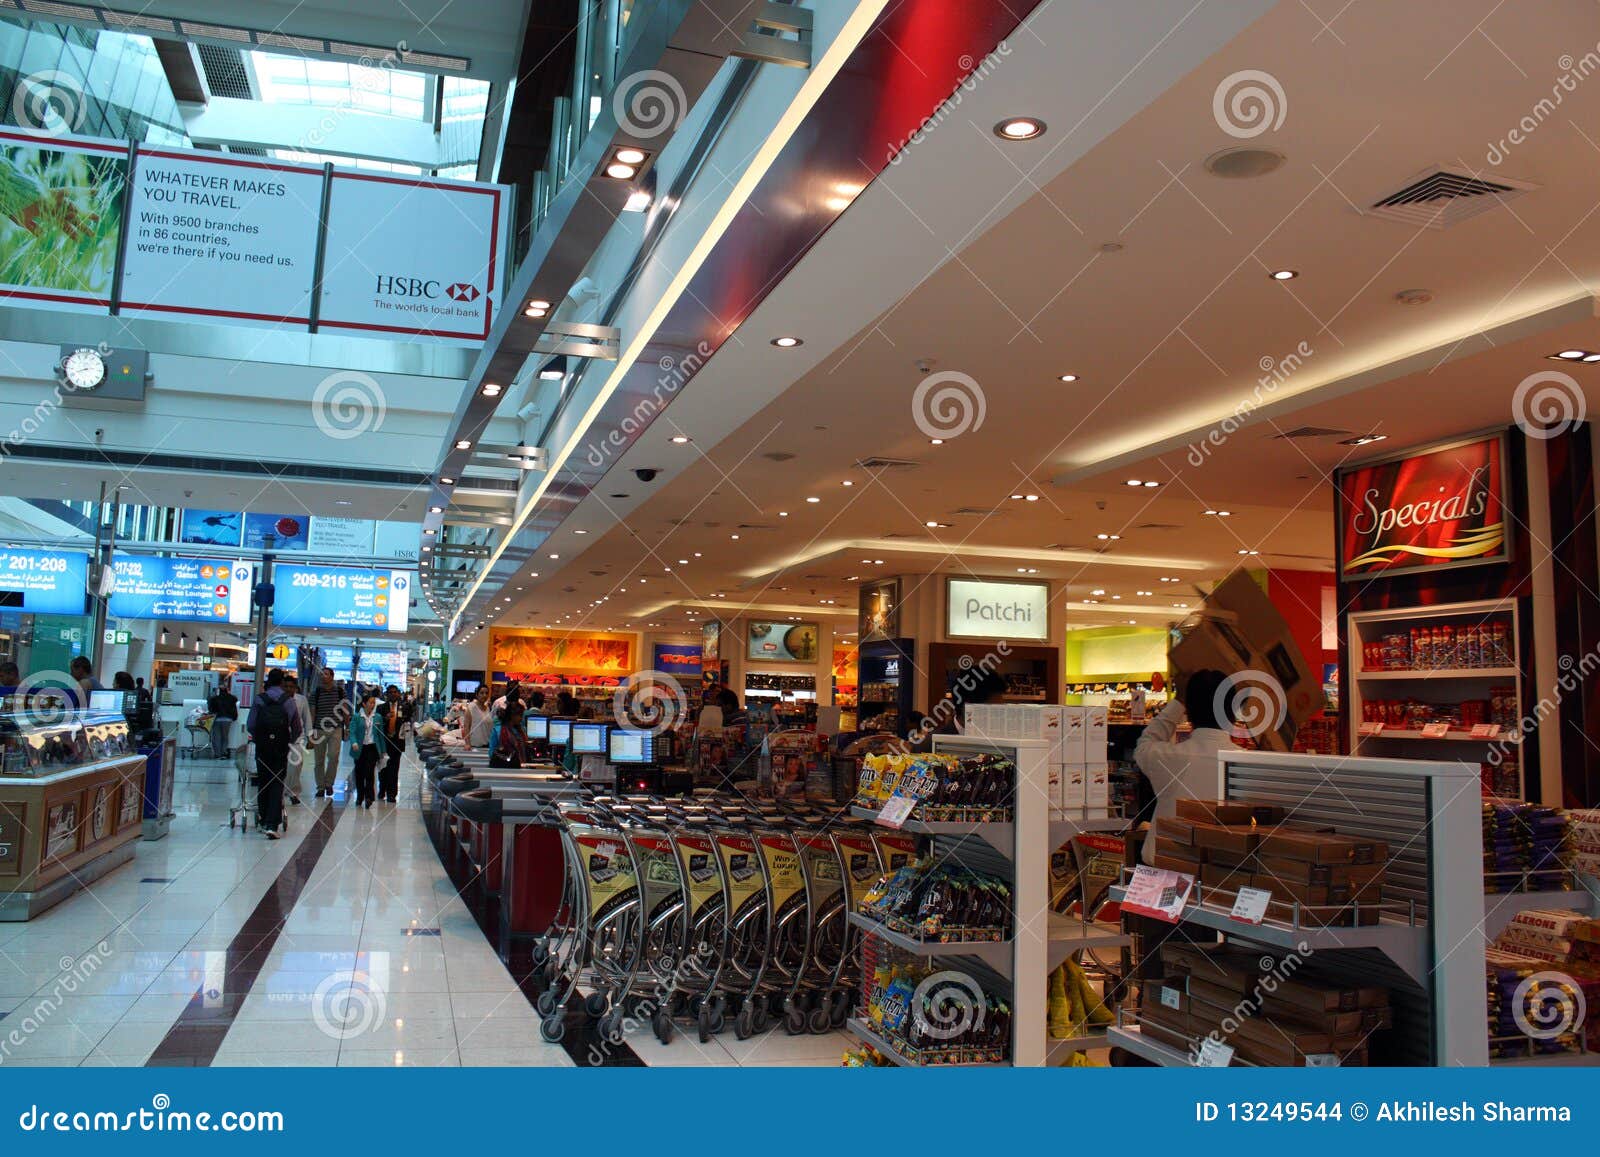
top-left (1337, 433), bottom-right (1509, 579)
top-left (946, 577), bottom-right (1050, 641)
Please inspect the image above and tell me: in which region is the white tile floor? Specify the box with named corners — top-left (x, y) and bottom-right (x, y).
top-left (0, 752), bottom-right (849, 1067)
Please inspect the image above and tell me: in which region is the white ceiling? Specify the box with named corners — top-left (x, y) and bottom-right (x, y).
top-left (456, 0), bottom-right (1600, 635)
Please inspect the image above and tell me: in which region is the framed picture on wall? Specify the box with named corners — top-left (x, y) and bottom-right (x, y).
top-left (858, 577), bottom-right (900, 643)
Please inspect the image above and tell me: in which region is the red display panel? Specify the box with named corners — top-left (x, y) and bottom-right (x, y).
top-left (1338, 433), bottom-right (1509, 579)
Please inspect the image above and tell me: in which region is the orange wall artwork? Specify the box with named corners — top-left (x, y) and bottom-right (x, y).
top-left (488, 629), bottom-right (636, 677)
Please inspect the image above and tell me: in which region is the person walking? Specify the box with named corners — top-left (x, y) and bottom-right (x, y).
top-left (375, 685), bottom-right (409, 803)
top-left (246, 669), bottom-right (301, 839)
top-left (281, 674), bottom-right (312, 806)
top-left (207, 678), bottom-right (239, 760)
top-left (308, 667), bottom-right (346, 799)
top-left (348, 690), bottom-right (381, 809)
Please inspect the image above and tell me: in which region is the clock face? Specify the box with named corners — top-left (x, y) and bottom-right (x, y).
top-left (63, 347), bottom-right (106, 391)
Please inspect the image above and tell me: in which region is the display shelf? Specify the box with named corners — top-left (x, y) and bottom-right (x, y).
top-left (1105, 1024), bottom-right (1198, 1068)
top-left (846, 1018), bottom-right (1004, 1068)
top-left (1483, 879), bottom-right (1597, 940)
top-left (848, 911), bottom-right (1013, 971)
top-left (1357, 727), bottom-right (1518, 744)
top-left (850, 805), bottom-right (1010, 837)
top-left (1046, 1030), bottom-right (1109, 1064)
top-left (1047, 911), bottom-right (1131, 971)
top-left (1108, 884), bottom-right (1428, 983)
top-left (1050, 812), bottom-right (1129, 846)
top-left (1355, 667), bottom-right (1519, 681)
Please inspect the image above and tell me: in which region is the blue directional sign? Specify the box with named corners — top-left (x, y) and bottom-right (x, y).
top-left (272, 565), bottom-right (412, 633)
top-left (0, 548), bottom-right (89, 614)
top-left (109, 555), bottom-right (253, 623)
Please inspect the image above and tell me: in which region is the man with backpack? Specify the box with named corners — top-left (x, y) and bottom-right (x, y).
top-left (246, 669), bottom-right (303, 839)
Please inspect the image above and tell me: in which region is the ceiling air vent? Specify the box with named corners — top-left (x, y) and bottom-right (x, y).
top-left (761, 451), bottom-right (797, 463)
top-left (1272, 426), bottom-right (1352, 440)
top-left (953, 506), bottom-right (1008, 517)
top-left (1364, 167), bottom-right (1537, 229)
top-left (1132, 523), bottom-right (1184, 532)
top-left (735, 523), bottom-right (777, 532)
top-left (855, 457), bottom-right (919, 471)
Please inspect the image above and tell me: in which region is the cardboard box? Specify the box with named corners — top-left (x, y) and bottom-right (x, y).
top-left (1190, 822), bottom-right (1261, 857)
top-left (1084, 705), bottom-right (1109, 759)
top-left (1061, 707), bottom-right (1087, 763)
top-left (1153, 835), bottom-right (1202, 862)
top-left (1046, 763), bottom-right (1063, 813)
top-left (1175, 798), bottom-right (1287, 826)
top-left (1061, 763), bottom-right (1086, 809)
top-left (1087, 761), bottom-right (1110, 808)
top-left (1153, 816), bottom-right (1198, 846)
top-left (1257, 828), bottom-right (1385, 865)
top-left (1200, 860), bottom-right (1253, 889)
top-left (1252, 875), bottom-right (1352, 907)
top-left (1154, 854), bottom-right (1203, 876)
top-left (1168, 571), bottom-right (1320, 753)
top-left (1040, 705), bottom-right (1066, 764)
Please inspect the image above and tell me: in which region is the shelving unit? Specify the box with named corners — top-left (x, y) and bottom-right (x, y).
top-left (1113, 748), bottom-right (1489, 1066)
top-left (1347, 599), bottom-right (1523, 795)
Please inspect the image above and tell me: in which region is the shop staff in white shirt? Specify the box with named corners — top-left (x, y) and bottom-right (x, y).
top-left (1133, 669), bottom-right (1241, 864)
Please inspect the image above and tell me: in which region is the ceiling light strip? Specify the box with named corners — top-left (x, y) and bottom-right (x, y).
top-left (457, 0), bottom-right (895, 617)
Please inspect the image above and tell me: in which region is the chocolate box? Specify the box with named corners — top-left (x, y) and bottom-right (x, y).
top-left (1175, 799), bottom-right (1287, 826)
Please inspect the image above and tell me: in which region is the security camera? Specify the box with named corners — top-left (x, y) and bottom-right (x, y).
top-left (633, 467), bottom-right (660, 482)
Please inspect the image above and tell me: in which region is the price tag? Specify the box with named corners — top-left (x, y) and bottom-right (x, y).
top-left (877, 793), bottom-right (917, 829)
top-left (1470, 724), bottom-right (1501, 739)
top-left (1196, 1038), bottom-right (1235, 1067)
top-left (1304, 1053), bottom-right (1340, 1068)
top-left (1159, 985), bottom-right (1182, 1010)
top-left (1121, 865), bottom-right (1194, 923)
top-left (1230, 886), bottom-right (1272, 925)
top-left (1357, 722), bottom-right (1384, 736)
top-left (1420, 722), bottom-right (1451, 738)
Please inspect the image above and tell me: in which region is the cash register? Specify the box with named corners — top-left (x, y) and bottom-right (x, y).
top-left (608, 727), bottom-right (692, 795)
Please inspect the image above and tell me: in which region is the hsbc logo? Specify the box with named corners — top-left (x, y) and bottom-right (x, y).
top-left (446, 283), bottom-right (480, 302)
top-left (375, 275), bottom-right (440, 298)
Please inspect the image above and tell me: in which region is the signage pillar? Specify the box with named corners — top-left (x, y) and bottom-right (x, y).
top-left (253, 535), bottom-right (276, 695)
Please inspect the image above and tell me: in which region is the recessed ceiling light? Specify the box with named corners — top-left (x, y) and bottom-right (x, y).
top-left (678, 559), bottom-right (688, 564)
top-left (1096, 533), bottom-right (1121, 541)
top-left (1143, 480), bottom-right (1160, 488)
top-left (1237, 549), bottom-right (1260, 556)
top-left (841, 480), bottom-right (853, 487)
top-left (615, 147), bottom-right (647, 165)
top-left (805, 496), bottom-right (820, 503)
top-left (845, 575), bottom-right (859, 581)
top-left (1269, 269), bottom-right (1298, 281)
top-left (423, 528), bottom-right (435, 536)
top-left (1058, 374), bottom-right (1078, 383)
top-left (929, 438), bottom-right (944, 445)
top-left (730, 534), bottom-right (739, 540)
top-left (1024, 494), bottom-right (1039, 502)
top-left (1091, 589), bottom-right (1105, 596)
top-left (480, 382), bottom-right (502, 397)
top-left (605, 161), bottom-right (636, 180)
top-left (440, 477), bottom-right (455, 485)
top-left (778, 511), bottom-right (788, 517)
top-left (428, 506), bottom-right (443, 514)
top-left (548, 553), bottom-right (560, 560)
top-left (1553, 350), bottom-right (1589, 361)
top-left (669, 435), bottom-right (691, 444)
top-left (1126, 479), bottom-right (1144, 487)
top-left (574, 529), bottom-right (587, 535)
top-left (771, 336), bottom-right (802, 348)
top-left (994, 117), bottom-right (1045, 140)
top-left (1339, 433), bottom-right (1388, 447)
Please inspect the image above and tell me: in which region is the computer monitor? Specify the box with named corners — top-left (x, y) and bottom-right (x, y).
top-left (570, 721), bottom-right (607, 754)
top-left (88, 690), bottom-right (123, 712)
top-left (526, 714), bottom-right (549, 741)
top-left (608, 729), bottom-right (655, 764)
top-left (547, 718), bottom-right (572, 747)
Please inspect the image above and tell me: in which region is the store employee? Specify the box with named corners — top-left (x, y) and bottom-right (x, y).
top-left (1133, 668), bottom-right (1242, 863)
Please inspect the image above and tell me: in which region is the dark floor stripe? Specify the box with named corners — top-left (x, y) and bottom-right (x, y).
top-left (146, 802), bottom-right (344, 1067)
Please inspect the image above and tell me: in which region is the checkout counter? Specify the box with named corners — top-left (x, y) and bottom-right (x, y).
top-left (0, 707), bottom-right (149, 920)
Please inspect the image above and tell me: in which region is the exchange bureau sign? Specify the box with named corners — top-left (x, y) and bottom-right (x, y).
top-left (946, 578), bottom-right (1050, 642)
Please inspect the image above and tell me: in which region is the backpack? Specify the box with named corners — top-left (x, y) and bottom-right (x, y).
top-left (254, 693), bottom-right (291, 767)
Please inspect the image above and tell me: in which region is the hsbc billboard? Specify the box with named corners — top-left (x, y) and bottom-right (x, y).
top-left (319, 171), bottom-right (503, 345)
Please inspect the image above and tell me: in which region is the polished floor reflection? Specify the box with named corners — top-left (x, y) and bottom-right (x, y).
top-left (0, 753), bottom-right (848, 1067)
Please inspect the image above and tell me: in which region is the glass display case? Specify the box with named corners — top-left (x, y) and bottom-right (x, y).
top-left (0, 709), bottom-right (133, 778)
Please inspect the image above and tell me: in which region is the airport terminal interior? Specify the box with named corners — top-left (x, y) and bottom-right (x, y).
top-left (0, 0), bottom-right (1598, 1070)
